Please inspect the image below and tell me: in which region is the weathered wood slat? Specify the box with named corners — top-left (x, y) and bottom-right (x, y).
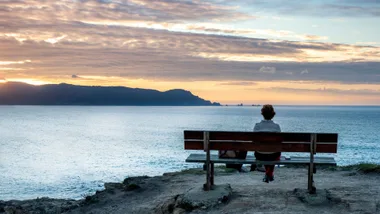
top-left (184, 131), bottom-right (338, 143)
top-left (316, 133), bottom-right (338, 143)
top-left (184, 140), bottom-right (337, 153)
top-left (210, 132), bottom-right (283, 142)
top-left (316, 144), bottom-right (337, 153)
top-left (184, 131), bottom-right (203, 140)
top-left (185, 154), bottom-right (336, 165)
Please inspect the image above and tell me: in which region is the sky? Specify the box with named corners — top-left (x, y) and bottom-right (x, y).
top-left (1, 0), bottom-right (380, 105)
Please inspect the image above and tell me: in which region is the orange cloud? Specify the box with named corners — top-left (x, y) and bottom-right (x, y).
top-left (1, 0), bottom-right (379, 105)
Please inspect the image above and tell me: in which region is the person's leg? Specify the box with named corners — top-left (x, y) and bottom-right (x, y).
top-left (255, 152), bottom-right (281, 182)
top-left (266, 153), bottom-right (281, 180)
top-left (255, 152), bottom-right (270, 182)
top-left (255, 152), bottom-right (272, 175)
top-left (265, 165), bottom-right (274, 176)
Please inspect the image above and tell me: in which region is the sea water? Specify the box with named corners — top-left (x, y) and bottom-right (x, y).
top-left (0, 106), bottom-right (379, 200)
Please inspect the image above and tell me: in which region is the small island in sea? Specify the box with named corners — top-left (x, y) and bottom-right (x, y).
top-left (224, 104), bottom-right (261, 106)
top-left (0, 82), bottom-right (221, 106)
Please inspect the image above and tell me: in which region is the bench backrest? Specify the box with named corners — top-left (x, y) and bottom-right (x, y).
top-left (184, 131), bottom-right (338, 153)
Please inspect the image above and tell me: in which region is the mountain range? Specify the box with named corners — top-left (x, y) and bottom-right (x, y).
top-left (0, 82), bottom-right (220, 106)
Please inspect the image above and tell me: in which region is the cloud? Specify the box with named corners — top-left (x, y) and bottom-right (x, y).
top-left (71, 74), bottom-right (80, 78)
top-left (218, 81), bottom-right (257, 86)
top-left (265, 87), bottom-right (380, 96)
top-left (1, 31), bottom-right (380, 84)
top-left (190, 41), bottom-right (380, 63)
top-left (0, 60), bottom-right (31, 65)
top-left (45, 35), bottom-right (66, 44)
top-left (0, 0), bottom-right (380, 86)
top-left (259, 66), bottom-right (276, 74)
top-left (302, 35), bottom-right (328, 41)
top-left (185, 24), bottom-right (328, 41)
top-left (0, 68), bottom-right (26, 71)
top-left (301, 69), bottom-right (309, 74)
top-left (356, 42), bottom-right (380, 46)
top-left (0, 0), bottom-right (253, 28)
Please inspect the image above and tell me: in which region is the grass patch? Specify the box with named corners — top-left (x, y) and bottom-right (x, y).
top-left (339, 163), bottom-right (380, 174)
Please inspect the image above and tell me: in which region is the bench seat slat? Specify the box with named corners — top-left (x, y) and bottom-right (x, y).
top-left (185, 154), bottom-right (336, 166)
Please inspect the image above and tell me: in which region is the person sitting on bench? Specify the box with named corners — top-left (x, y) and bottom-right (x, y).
top-left (254, 104), bottom-right (281, 183)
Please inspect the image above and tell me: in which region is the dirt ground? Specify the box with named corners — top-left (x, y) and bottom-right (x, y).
top-left (1, 166), bottom-right (380, 214)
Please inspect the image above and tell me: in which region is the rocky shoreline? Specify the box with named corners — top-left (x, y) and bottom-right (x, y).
top-left (1, 166), bottom-right (380, 214)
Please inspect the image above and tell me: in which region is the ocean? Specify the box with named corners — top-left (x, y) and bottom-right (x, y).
top-left (0, 105), bottom-right (379, 200)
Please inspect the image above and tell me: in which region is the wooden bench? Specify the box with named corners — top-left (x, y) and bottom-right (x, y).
top-left (184, 130), bottom-right (338, 194)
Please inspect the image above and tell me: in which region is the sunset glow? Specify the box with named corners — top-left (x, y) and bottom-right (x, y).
top-left (2, 79), bottom-right (50, 86)
top-left (1, 0), bottom-right (379, 105)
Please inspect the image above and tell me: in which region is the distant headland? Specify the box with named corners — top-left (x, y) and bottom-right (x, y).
top-left (0, 82), bottom-right (221, 106)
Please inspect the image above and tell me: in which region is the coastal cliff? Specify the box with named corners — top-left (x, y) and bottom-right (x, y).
top-left (0, 82), bottom-right (221, 106)
top-left (1, 166), bottom-right (379, 214)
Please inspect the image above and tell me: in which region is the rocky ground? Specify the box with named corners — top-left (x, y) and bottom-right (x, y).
top-left (1, 166), bottom-right (380, 214)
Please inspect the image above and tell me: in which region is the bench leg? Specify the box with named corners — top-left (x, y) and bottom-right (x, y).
top-left (203, 163), bottom-right (214, 191)
top-left (308, 133), bottom-right (317, 194)
top-left (203, 131), bottom-right (211, 191)
top-left (308, 164), bottom-right (316, 194)
top-left (204, 163), bottom-right (211, 191)
top-left (210, 163), bottom-right (214, 186)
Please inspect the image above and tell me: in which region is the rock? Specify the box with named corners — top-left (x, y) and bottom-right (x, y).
top-left (123, 176), bottom-right (149, 185)
top-left (175, 184), bottom-right (232, 211)
top-left (104, 182), bottom-right (124, 190)
top-left (4, 206), bottom-right (21, 214)
top-left (172, 208), bottom-right (186, 214)
top-left (104, 181), bottom-right (141, 192)
top-left (293, 188), bottom-right (331, 206)
top-left (0, 198), bottom-right (80, 214)
top-left (121, 176), bottom-right (148, 191)
top-left (293, 188), bottom-right (350, 208)
top-left (154, 195), bottom-right (178, 214)
top-left (125, 183), bottom-right (141, 191)
top-left (84, 195), bottom-right (99, 204)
